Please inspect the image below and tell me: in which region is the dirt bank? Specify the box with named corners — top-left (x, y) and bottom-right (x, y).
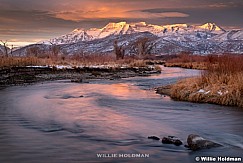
top-left (0, 66), bottom-right (161, 86)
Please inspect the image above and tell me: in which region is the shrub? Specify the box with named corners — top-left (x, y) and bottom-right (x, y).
top-left (169, 54), bottom-right (243, 107)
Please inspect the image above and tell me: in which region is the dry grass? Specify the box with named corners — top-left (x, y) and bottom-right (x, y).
top-left (165, 53), bottom-right (208, 70)
top-left (0, 56), bottom-right (50, 68)
top-left (165, 62), bottom-right (207, 70)
top-left (127, 60), bottom-right (147, 67)
top-left (169, 54), bottom-right (243, 108)
top-left (0, 54), bottom-right (160, 70)
top-left (70, 53), bottom-right (116, 66)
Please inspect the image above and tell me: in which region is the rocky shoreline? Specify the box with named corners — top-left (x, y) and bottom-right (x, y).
top-left (0, 66), bottom-right (161, 87)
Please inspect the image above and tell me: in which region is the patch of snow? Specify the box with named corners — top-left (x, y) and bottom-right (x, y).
top-left (218, 90), bottom-right (223, 96)
top-left (205, 91), bottom-right (211, 94)
top-left (26, 65), bottom-right (49, 68)
top-left (217, 90), bottom-right (229, 96)
top-left (198, 89), bottom-right (205, 93)
top-left (54, 65), bottom-right (73, 69)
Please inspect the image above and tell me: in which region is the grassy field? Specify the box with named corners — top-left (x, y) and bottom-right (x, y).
top-left (0, 54), bottom-right (162, 69)
top-left (0, 54), bottom-right (116, 68)
top-left (164, 53), bottom-right (208, 70)
top-left (163, 54), bottom-right (243, 107)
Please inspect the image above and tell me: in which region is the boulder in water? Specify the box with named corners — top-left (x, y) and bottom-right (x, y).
top-left (148, 136), bottom-right (160, 140)
top-left (71, 78), bottom-right (83, 83)
top-left (162, 136), bottom-right (183, 146)
top-left (186, 134), bottom-right (222, 151)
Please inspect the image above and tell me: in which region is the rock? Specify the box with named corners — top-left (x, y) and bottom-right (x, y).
top-left (109, 75), bottom-right (121, 80)
top-left (79, 95), bottom-right (84, 98)
top-left (187, 134), bottom-right (222, 151)
top-left (148, 136), bottom-right (160, 140)
top-left (71, 78), bottom-right (83, 83)
top-left (162, 136), bottom-right (183, 146)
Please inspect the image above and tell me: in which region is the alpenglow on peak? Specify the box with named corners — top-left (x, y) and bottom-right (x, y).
top-left (41, 21), bottom-right (226, 45)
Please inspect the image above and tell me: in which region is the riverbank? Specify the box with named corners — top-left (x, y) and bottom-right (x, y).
top-left (164, 62), bottom-right (207, 70)
top-left (156, 77), bottom-right (243, 107)
top-left (0, 64), bottom-right (161, 86)
top-left (157, 55), bottom-right (243, 108)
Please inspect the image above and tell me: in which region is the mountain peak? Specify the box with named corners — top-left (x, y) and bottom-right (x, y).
top-left (103, 22), bottom-right (128, 29)
top-left (133, 22), bottom-right (147, 26)
top-left (41, 21), bottom-right (234, 45)
top-left (72, 28), bottom-right (85, 33)
top-left (199, 22), bottom-right (224, 31)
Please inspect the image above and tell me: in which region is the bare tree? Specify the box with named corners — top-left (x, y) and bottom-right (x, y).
top-left (10, 44), bottom-right (14, 56)
top-left (130, 37), bottom-right (156, 59)
top-left (0, 40), bottom-right (9, 57)
top-left (72, 49), bottom-right (84, 61)
top-left (49, 42), bottom-right (60, 58)
top-left (114, 40), bottom-right (125, 60)
top-left (27, 46), bottom-right (41, 57)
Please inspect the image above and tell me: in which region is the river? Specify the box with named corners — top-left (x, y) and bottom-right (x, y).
top-left (0, 66), bottom-right (242, 163)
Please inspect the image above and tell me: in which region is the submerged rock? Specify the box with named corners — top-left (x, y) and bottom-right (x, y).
top-left (71, 78), bottom-right (83, 83)
top-left (148, 136), bottom-right (160, 140)
top-left (186, 134), bottom-right (222, 151)
top-left (162, 136), bottom-right (183, 146)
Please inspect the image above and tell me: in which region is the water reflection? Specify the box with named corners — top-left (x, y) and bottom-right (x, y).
top-left (0, 67), bottom-right (242, 163)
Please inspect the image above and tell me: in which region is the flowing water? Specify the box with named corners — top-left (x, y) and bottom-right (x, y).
top-left (0, 66), bottom-right (243, 163)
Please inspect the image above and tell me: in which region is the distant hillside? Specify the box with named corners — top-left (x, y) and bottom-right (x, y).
top-left (14, 22), bottom-right (243, 56)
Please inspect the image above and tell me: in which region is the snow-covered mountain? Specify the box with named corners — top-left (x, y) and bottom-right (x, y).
top-left (16, 22), bottom-right (243, 56)
top-left (213, 30), bottom-right (243, 41)
top-left (12, 44), bottom-right (52, 57)
top-left (41, 22), bottom-right (226, 45)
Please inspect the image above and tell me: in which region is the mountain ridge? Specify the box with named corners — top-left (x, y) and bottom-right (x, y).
top-left (14, 22), bottom-right (243, 56)
top-left (40, 22), bottom-right (227, 45)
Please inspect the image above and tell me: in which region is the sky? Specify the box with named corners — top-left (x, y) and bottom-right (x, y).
top-left (0, 0), bottom-right (242, 47)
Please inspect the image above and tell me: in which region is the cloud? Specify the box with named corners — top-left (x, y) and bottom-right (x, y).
top-left (127, 11), bottom-right (189, 19)
top-left (53, 9), bottom-right (189, 21)
top-left (0, 0), bottom-right (242, 46)
top-left (0, 17), bottom-right (18, 23)
top-left (208, 4), bottom-right (228, 8)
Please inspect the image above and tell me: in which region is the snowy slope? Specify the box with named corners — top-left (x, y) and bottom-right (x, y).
top-left (213, 30), bottom-right (243, 41)
top-left (12, 44), bottom-right (52, 57)
top-left (15, 22), bottom-right (243, 56)
top-left (197, 23), bottom-right (225, 33)
top-left (42, 22), bottom-right (226, 45)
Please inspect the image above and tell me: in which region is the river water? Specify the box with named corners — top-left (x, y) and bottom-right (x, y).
top-left (0, 67), bottom-right (242, 163)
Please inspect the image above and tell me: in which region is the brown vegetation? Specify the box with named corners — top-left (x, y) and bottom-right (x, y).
top-left (0, 53), bottom-right (163, 70)
top-left (161, 54), bottom-right (243, 108)
top-left (114, 40), bottom-right (125, 60)
top-left (129, 37), bottom-right (156, 59)
top-left (165, 53), bottom-right (208, 69)
top-left (0, 56), bottom-right (47, 68)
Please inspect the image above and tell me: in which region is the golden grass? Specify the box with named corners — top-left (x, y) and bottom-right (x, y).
top-left (165, 62), bottom-right (207, 70)
top-left (0, 56), bottom-right (50, 68)
top-left (127, 60), bottom-right (147, 67)
top-left (0, 55), bottom-right (162, 70)
top-left (165, 53), bottom-right (208, 70)
top-left (154, 65), bottom-right (162, 72)
top-left (169, 54), bottom-right (243, 107)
